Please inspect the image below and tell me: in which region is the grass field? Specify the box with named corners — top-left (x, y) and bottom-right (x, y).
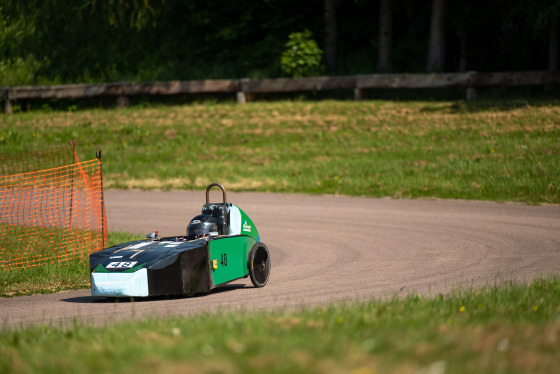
top-left (1, 99), bottom-right (559, 203)
top-left (4, 98), bottom-right (559, 295)
top-left (1, 276), bottom-right (559, 374)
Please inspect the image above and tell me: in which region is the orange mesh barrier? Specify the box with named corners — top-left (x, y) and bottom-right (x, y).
top-left (0, 143), bottom-right (76, 176)
top-left (0, 147), bottom-right (107, 270)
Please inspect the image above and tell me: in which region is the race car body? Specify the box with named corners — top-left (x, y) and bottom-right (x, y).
top-left (90, 183), bottom-right (271, 298)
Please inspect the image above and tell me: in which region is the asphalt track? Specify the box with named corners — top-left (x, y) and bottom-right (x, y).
top-left (2, 190), bottom-right (559, 329)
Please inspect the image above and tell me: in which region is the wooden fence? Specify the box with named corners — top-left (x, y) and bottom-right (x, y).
top-left (1, 71), bottom-right (558, 113)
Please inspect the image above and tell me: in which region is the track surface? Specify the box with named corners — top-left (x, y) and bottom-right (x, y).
top-left (2, 190), bottom-right (560, 329)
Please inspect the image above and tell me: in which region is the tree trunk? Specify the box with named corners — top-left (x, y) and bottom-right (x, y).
top-left (377, 0), bottom-right (393, 73)
top-left (549, 16), bottom-right (559, 72)
top-left (459, 37), bottom-right (467, 72)
top-left (324, 0), bottom-right (337, 71)
top-left (426, 0), bottom-right (447, 72)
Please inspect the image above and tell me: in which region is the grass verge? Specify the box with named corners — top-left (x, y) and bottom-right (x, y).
top-left (1, 276), bottom-right (559, 373)
top-left (1, 99), bottom-right (559, 204)
top-left (0, 232), bottom-right (141, 297)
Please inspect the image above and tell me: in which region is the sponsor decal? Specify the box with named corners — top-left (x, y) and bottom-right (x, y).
top-left (191, 220), bottom-right (201, 224)
top-left (243, 220), bottom-right (252, 232)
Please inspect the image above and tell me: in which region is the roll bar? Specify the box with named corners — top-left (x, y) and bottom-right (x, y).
top-left (205, 183), bottom-right (227, 205)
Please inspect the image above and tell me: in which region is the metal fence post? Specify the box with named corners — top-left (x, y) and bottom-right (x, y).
top-left (354, 88), bottom-right (366, 101)
top-left (237, 79), bottom-right (248, 104)
top-left (3, 89), bottom-right (12, 114)
top-left (116, 95), bottom-right (129, 107)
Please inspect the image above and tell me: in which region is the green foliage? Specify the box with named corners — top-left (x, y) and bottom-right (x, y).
top-left (280, 30), bottom-right (324, 78)
top-left (85, 0), bottom-right (162, 30)
top-left (0, 7), bottom-right (36, 57)
top-left (0, 0), bottom-right (556, 83)
top-left (0, 55), bottom-right (42, 85)
top-left (0, 7), bottom-right (42, 85)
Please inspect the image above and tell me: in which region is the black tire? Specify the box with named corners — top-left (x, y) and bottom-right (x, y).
top-left (248, 243), bottom-right (271, 288)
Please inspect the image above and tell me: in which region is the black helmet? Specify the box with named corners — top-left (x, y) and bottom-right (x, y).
top-left (187, 214), bottom-right (218, 240)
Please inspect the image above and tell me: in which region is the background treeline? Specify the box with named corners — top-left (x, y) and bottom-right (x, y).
top-left (0, 0), bottom-right (558, 86)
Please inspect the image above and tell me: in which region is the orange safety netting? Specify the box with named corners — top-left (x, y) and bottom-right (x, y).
top-left (0, 145), bottom-right (107, 270)
top-left (0, 144), bottom-right (76, 176)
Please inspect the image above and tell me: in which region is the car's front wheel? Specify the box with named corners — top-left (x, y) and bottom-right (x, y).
top-left (248, 243), bottom-right (271, 287)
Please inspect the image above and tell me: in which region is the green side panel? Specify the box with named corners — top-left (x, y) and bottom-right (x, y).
top-left (209, 236), bottom-right (255, 286)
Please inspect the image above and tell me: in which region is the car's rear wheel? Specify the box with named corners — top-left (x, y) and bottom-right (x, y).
top-left (248, 243), bottom-right (271, 287)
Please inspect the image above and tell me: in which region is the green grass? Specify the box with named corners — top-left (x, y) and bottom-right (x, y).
top-left (0, 223), bottom-right (104, 268)
top-left (1, 99), bottom-right (559, 204)
top-left (0, 232), bottom-right (140, 297)
top-left (1, 276), bottom-right (559, 373)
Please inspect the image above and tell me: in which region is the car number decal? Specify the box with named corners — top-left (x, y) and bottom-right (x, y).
top-left (106, 261), bottom-right (138, 269)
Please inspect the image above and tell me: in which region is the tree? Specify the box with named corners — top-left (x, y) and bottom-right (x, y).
top-left (447, 0), bottom-right (477, 72)
top-left (324, 0), bottom-right (337, 70)
top-left (538, 1), bottom-right (560, 72)
top-left (426, 0), bottom-right (447, 72)
top-left (377, 0), bottom-right (393, 73)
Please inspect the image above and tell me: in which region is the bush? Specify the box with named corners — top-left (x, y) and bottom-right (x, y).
top-left (280, 30), bottom-right (324, 78)
top-left (0, 55), bottom-right (42, 86)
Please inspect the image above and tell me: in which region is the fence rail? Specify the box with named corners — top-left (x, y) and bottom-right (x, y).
top-left (2, 71), bottom-right (559, 113)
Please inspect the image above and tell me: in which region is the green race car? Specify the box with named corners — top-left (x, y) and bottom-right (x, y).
top-left (90, 183), bottom-right (271, 298)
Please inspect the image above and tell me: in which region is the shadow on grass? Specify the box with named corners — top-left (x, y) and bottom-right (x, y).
top-left (417, 89), bottom-right (559, 114)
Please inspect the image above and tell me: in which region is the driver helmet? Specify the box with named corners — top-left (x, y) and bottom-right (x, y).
top-left (187, 214), bottom-right (219, 240)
